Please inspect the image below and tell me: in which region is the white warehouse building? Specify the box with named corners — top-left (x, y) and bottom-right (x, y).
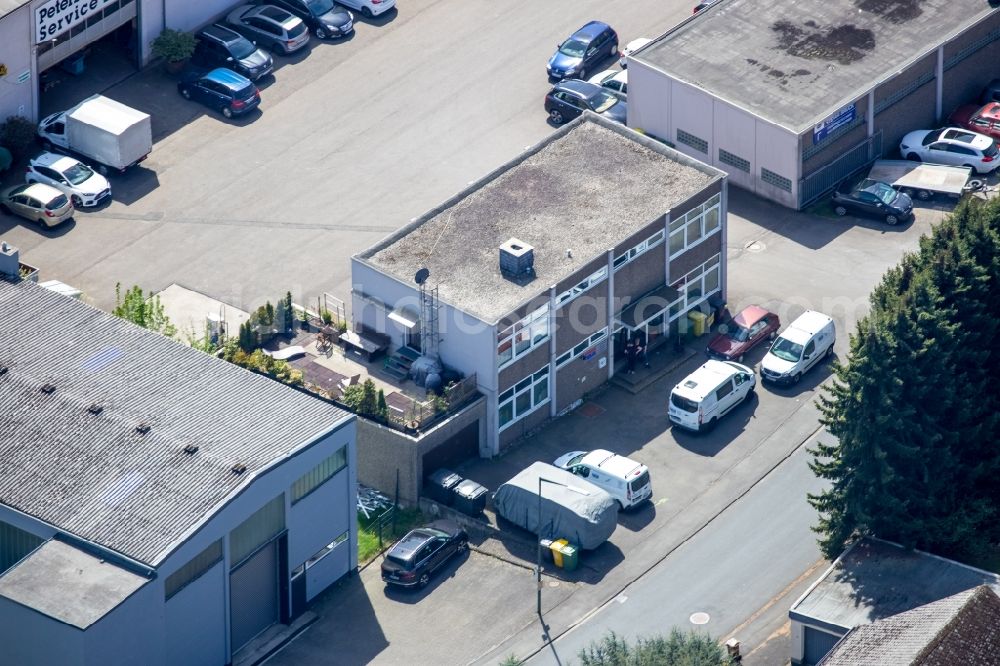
top-left (0, 268), bottom-right (357, 666)
top-left (627, 0), bottom-right (1000, 209)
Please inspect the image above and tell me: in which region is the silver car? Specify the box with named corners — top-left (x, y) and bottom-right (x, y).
top-left (227, 4), bottom-right (310, 55)
top-left (0, 182), bottom-right (74, 228)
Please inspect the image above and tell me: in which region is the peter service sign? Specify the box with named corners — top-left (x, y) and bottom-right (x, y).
top-left (35, 0), bottom-right (113, 43)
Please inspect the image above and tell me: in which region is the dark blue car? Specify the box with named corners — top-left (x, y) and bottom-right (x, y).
top-left (544, 79), bottom-right (627, 125)
top-left (547, 21), bottom-right (618, 81)
top-left (178, 68), bottom-right (261, 118)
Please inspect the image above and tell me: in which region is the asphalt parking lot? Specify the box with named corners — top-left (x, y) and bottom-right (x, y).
top-left (1, 0), bottom-right (994, 662)
top-left (1, 0), bottom-right (697, 312)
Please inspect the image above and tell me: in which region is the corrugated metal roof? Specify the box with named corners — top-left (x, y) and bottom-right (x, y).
top-left (0, 279), bottom-right (351, 565)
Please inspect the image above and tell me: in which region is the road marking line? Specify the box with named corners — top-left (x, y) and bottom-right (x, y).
top-left (723, 557), bottom-right (827, 643)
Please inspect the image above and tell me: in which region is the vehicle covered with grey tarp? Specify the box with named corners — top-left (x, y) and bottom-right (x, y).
top-left (493, 462), bottom-right (618, 550)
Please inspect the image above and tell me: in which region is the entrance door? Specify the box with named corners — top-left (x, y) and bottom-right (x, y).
top-left (405, 325), bottom-right (421, 352)
top-left (230, 541), bottom-right (279, 651)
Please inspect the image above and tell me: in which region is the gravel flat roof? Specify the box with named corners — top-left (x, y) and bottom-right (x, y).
top-left (636, 0), bottom-right (995, 133)
top-left (360, 114), bottom-right (722, 323)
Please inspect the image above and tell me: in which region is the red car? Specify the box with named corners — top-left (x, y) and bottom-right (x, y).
top-left (947, 102), bottom-right (1000, 141)
top-left (706, 305), bottom-right (781, 362)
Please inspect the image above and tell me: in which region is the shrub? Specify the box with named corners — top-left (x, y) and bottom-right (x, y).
top-left (151, 29), bottom-right (196, 63)
top-left (1, 116), bottom-right (39, 161)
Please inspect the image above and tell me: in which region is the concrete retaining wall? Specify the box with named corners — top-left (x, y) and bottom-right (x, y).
top-left (356, 396), bottom-right (486, 506)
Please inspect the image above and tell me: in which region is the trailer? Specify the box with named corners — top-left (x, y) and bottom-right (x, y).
top-left (866, 160), bottom-right (972, 201)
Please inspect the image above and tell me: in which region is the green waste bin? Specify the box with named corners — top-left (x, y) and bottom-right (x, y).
top-left (557, 541), bottom-right (579, 572)
top-left (688, 310), bottom-right (708, 337)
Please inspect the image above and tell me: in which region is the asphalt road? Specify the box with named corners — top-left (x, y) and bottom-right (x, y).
top-left (527, 437), bottom-right (831, 666)
top-left (1, 0), bottom-right (697, 311)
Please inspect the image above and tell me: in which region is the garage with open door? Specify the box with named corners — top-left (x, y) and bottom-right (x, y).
top-left (422, 420), bottom-right (480, 474)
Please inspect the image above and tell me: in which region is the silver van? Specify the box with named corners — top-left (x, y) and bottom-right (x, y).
top-left (668, 360), bottom-right (756, 432)
top-left (760, 310), bottom-right (835, 385)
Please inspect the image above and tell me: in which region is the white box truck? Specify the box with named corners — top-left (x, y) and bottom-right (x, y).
top-left (37, 95), bottom-right (152, 175)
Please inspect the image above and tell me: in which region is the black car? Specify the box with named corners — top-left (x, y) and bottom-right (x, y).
top-left (832, 178), bottom-right (913, 226)
top-left (544, 79), bottom-right (627, 125)
top-left (178, 68), bottom-right (261, 118)
top-left (194, 24), bottom-right (273, 81)
top-left (265, 0), bottom-right (353, 39)
top-left (380, 520), bottom-right (468, 589)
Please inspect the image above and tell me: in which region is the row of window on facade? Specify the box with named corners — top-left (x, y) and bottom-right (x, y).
top-left (497, 252), bottom-right (721, 432)
top-left (496, 194), bottom-right (722, 369)
top-left (163, 445), bottom-right (348, 601)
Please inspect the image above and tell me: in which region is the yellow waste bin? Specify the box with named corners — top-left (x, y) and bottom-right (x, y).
top-left (550, 539), bottom-right (569, 568)
top-left (688, 310), bottom-right (708, 337)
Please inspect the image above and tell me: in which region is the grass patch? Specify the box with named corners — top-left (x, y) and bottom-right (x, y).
top-left (357, 506), bottom-right (424, 565)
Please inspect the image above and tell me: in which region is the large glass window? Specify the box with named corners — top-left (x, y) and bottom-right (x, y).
top-left (669, 194), bottom-right (722, 258)
top-left (556, 266), bottom-right (608, 306)
top-left (613, 229), bottom-right (665, 273)
top-left (498, 366), bottom-right (550, 431)
top-left (498, 305), bottom-right (549, 368)
top-left (556, 328), bottom-right (609, 368)
top-left (292, 446), bottom-right (347, 503)
top-left (668, 254), bottom-right (722, 322)
top-left (165, 540), bottom-right (223, 600)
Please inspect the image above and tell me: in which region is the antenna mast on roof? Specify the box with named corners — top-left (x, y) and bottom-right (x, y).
top-left (412, 268), bottom-right (442, 389)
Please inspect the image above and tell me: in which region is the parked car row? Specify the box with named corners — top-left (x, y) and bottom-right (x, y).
top-left (543, 21), bottom-right (647, 125)
top-left (670, 309), bottom-right (836, 433)
top-left (831, 85), bottom-right (1000, 227)
top-left (177, 0), bottom-right (396, 117)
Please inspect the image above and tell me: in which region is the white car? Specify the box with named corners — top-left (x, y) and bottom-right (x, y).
top-left (553, 449), bottom-right (652, 510)
top-left (899, 127), bottom-right (1000, 174)
top-left (337, 0), bottom-right (394, 18)
top-left (588, 69), bottom-right (628, 98)
top-left (619, 37), bottom-right (652, 68)
top-left (26, 152), bottom-right (111, 208)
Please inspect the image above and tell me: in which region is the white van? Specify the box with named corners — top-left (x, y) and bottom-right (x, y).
top-left (760, 310), bottom-right (835, 385)
top-left (668, 360), bottom-right (756, 432)
top-left (553, 449), bottom-right (652, 510)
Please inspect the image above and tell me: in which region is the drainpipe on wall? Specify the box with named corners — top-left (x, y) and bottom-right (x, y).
top-left (549, 284), bottom-right (557, 417)
top-left (663, 211), bottom-right (672, 286)
top-left (935, 45), bottom-right (944, 123)
top-left (606, 249), bottom-right (615, 380)
top-left (867, 90), bottom-right (875, 138)
top-left (720, 180), bottom-right (729, 304)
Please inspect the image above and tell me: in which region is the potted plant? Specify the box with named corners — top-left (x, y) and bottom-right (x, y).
top-left (151, 29), bottom-right (196, 74)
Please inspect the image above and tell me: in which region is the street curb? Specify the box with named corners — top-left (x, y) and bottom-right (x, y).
top-left (502, 418), bottom-right (825, 665)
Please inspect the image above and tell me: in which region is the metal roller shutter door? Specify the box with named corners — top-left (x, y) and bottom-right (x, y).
top-left (229, 541), bottom-right (279, 651)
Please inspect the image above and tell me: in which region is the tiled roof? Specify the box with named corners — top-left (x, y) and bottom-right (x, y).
top-left (0, 279), bottom-right (350, 566)
top-left (790, 538), bottom-right (1000, 632)
top-left (820, 586), bottom-right (1000, 665)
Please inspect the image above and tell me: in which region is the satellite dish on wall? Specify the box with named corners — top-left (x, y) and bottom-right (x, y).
top-left (414, 267), bottom-right (430, 285)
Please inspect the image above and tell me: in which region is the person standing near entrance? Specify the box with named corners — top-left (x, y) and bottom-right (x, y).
top-left (625, 338), bottom-right (639, 375)
top-left (638, 336), bottom-right (649, 369)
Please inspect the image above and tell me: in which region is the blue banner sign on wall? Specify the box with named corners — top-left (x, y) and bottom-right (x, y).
top-left (813, 103), bottom-right (856, 145)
